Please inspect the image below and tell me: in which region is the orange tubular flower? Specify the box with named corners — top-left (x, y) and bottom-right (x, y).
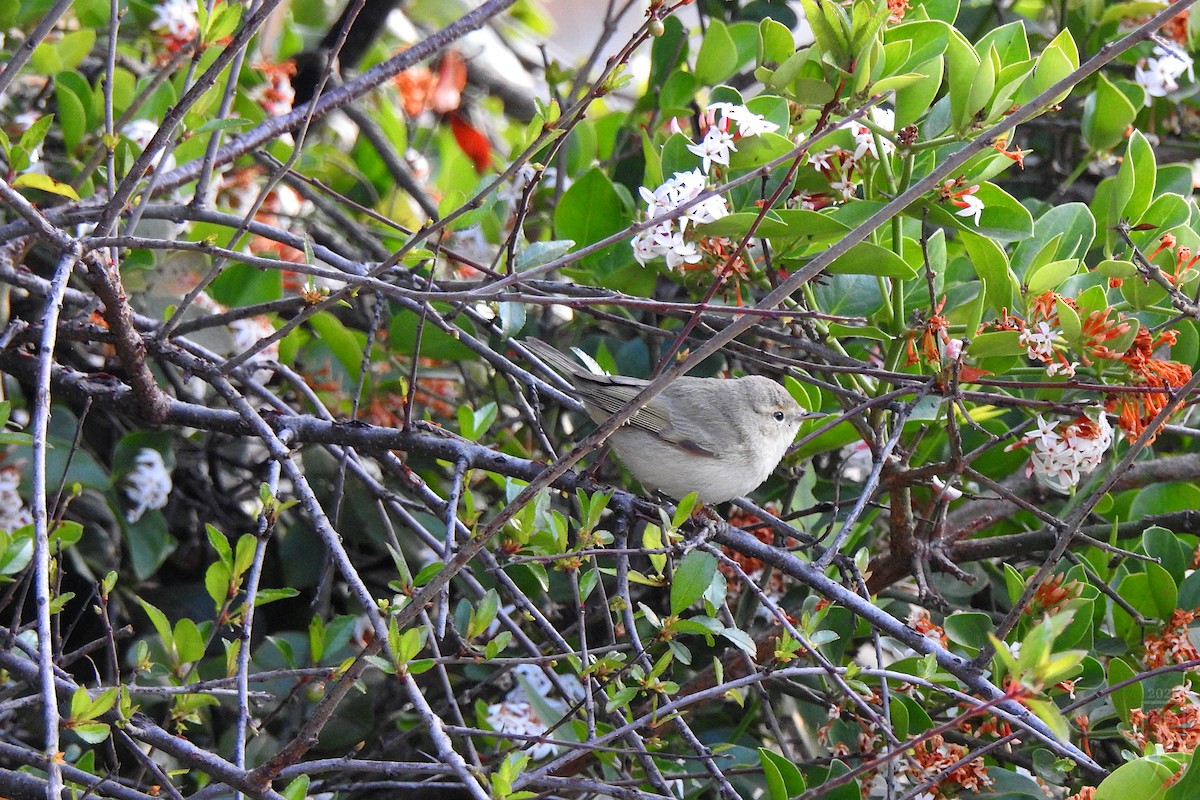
top-left (887, 0), bottom-right (911, 23)
top-left (1079, 307), bottom-right (1131, 363)
top-left (1105, 328), bottom-right (1193, 442)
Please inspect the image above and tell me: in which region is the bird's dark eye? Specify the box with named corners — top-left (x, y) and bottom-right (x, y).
top-left (773, 411), bottom-right (786, 422)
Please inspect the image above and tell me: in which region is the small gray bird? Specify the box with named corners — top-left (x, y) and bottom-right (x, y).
top-left (525, 338), bottom-right (819, 503)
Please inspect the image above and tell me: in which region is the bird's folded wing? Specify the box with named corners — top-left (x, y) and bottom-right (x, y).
top-left (573, 380), bottom-right (673, 437)
top-left (647, 392), bottom-right (725, 458)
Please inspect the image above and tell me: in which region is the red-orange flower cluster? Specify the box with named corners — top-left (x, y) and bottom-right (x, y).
top-left (909, 734), bottom-right (993, 793)
top-left (1143, 608), bottom-right (1200, 669)
top-left (1145, 232), bottom-right (1200, 286)
top-left (906, 297), bottom-right (950, 367)
top-left (1105, 327), bottom-right (1192, 442)
top-left (1126, 684), bottom-right (1200, 753)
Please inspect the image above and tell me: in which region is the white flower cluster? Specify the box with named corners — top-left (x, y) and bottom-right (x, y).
top-left (1136, 44), bottom-right (1195, 103)
top-left (849, 107), bottom-right (896, 161)
top-left (121, 119), bottom-right (176, 173)
top-left (839, 440), bottom-right (874, 483)
top-left (0, 466), bottom-right (32, 533)
top-left (150, 0), bottom-right (199, 43)
top-left (1020, 413), bottom-right (1114, 493)
top-left (229, 315), bottom-right (279, 382)
top-left (12, 113), bottom-right (44, 169)
top-left (632, 103), bottom-right (778, 269)
top-left (631, 168), bottom-right (729, 269)
top-left (485, 664), bottom-right (585, 761)
top-left (125, 449), bottom-right (172, 522)
top-left (1019, 320), bottom-right (1058, 360)
top-left (684, 102), bottom-right (780, 172)
top-left (485, 701), bottom-right (558, 760)
top-left (1019, 321), bottom-right (1078, 377)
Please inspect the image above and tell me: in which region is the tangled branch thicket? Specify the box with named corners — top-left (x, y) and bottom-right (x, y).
top-left (8, 0), bottom-right (1200, 798)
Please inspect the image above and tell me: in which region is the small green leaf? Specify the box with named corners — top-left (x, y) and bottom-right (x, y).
top-left (72, 721), bottom-right (112, 744)
top-left (253, 587), bottom-right (299, 606)
top-left (670, 550), bottom-right (718, 615)
top-left (11, 172), bottom-right (81, 199)
top-left (281, 776), bottom-right (310, 800)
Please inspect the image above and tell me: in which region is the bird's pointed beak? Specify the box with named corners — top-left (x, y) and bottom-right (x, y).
top-left (797, 411), bottom-right (828, 422)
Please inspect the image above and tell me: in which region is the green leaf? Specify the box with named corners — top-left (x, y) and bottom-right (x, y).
top-left (173, 618), bottom-right (205, 663)
top-left (1143, 526), bottom-right (1188, 583)
top-left (1123, 130), bottom-right (1158, 226)
top-left (1056, 297), bottom-right (1081, 343)
top-left (1130, 483), bottom-right (1200, 522)
top-left (1013, 203), bottom-right (1097, 276)
top-left (136, 598), bottom-right (175, 650)
top-left (1082, 72), bottom-right (1138, 152)
top-left (458, 401), bottom-right (498, 442)
top-left (205, 562), bottom-right (232, 609)
top-left (72, 721), bottom-right (112, 744)
top-left (965, 44), bottom-right (998, 127)
top-left (1144, 562), bottom-right (1179, 621)
top-left (515, 240), bottom-right (574, 272)
top-left (554, 167), bottom-right (634, 287)
top-left (397, 626), bottom-right (426, 663)
top-left (413, 562), bottom-right (444, 587)
top-left (759, 748), bottom-right (806, 800)
top-left (758, 17), bottom-right (796, 66)
top-left (253, 587), bottom-right (299, 606)
top-left (206, 264), bottom-right (281, 309)
top-left (976, 19), bottom-right (1030, 62)
top-left (54, 75), bottom-right (89, 151)
top-left (281, 776), bottom-right (310, 800)
top-left (918, 181), bottom-right (1033, 241)
top-left (58, 29), bottom-right (96, 70)
top-left (206, 523), bottom-right (232, 566)
top-left (702, 209), bottom-right (850, 241)
top-left (827, 242), bottom-right (919, 278)
top-left (190, 117), bottom-right (253, 135)
top-left (944, 611), bottom-right (992, 651)
top-left (124, 511), bottom-right (176, 581)
top-left (695, 20), bottom-right (739, 84)
top-left (799, 0), bottom-right (850, 63)
top-left (969, 330), bottom-right (1024, 358)
top-left (1095, 756), bottom-right (1180, 800)
top-left (70, 686), bottom-right (92, 718)
top-left (812, 273), bottom-right (884, 317)
top-left (722, 626), bottom-right (758, 657)
top-left (233, 534), bottom-right (256, 578)
top-left (1023, 27), bottom-right (1078, 107)
top-left (1025, 259), bottom-right (1080, 295)
top-left (727, 131), bottom-right (795, 170)
top-left (885, 19), bottom-right (951, 72)
top-left (468, 589), bottom-right (501, 639)
top-left (308, 312), bottom-right (363, 382)
top-left (85, 687), bottom-right (118, 719)
top-left (1099, 652), bottom-right (1137, 724)
top-left (205, 1), bottom-right (242, 41)
top-left (671, 550), bottom-right (718, 616)
top-left (389, 305), bottom-right (476, 361)
top-left (1024, 697), bottom-right (1070, 742)
top-left (945, 28), bottom-right (982, 130)
top-left (11, 172), bottom-right (80, 200)
top-left (1164, 751), bottom-right (1200, 800)
top-left (961, 229), bottom-right (1018, 314)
